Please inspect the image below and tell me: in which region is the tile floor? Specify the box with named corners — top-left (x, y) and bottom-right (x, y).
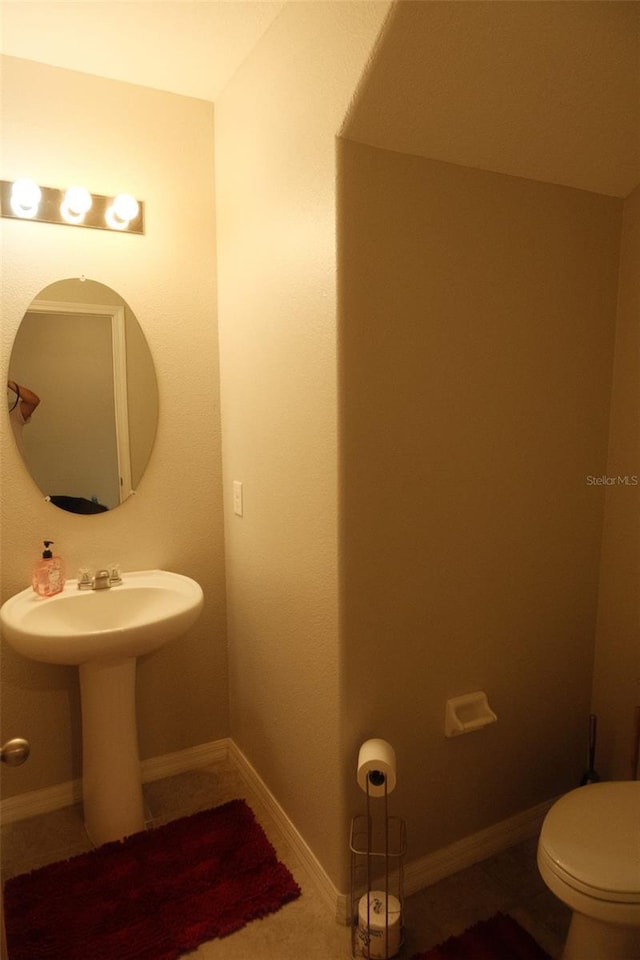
top-left (1, 759), bottom-right (570, 958)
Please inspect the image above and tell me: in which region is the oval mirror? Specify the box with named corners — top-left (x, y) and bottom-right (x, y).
top-left (7, 279), bottom-right (158, 514)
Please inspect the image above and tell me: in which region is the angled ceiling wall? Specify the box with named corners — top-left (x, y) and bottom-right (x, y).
top-left (343, 0), bottom-right (640, 197)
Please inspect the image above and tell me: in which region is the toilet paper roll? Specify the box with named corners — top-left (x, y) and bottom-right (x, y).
top-left (357, 739), bottom-right (397, 797)
top-left (357, 891), bottom-right (401, 959)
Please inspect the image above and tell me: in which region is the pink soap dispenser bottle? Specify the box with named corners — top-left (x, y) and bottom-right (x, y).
top-left (32, 540), bottom-right (66, 597)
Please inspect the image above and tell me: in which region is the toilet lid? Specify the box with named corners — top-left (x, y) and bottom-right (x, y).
top-left (540, 782), bottom-right (640, 898)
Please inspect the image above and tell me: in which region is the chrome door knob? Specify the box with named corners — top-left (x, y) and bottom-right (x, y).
top-left (1, 737), bottom-right (30, 766)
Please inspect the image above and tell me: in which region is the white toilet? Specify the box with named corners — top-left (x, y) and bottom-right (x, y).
top-left (537, 781), bottom-right (640, 960)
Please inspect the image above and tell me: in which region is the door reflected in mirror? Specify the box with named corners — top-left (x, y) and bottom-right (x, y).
top-left (7, 279), bottom-right (158, 514)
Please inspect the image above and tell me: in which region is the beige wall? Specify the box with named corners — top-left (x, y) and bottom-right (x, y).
top-left (338, 139), bottom-right (622, 859)
top-left (0, 56), bottom-right (227, 798)
top-left (592, 183), bottom-right (640, 779)
top-left (215, 2), bottom-right (390, 891)
top-left (2, 3), bottom-right (635, 904)
top-left (341, 0), bottom-right (639, 199)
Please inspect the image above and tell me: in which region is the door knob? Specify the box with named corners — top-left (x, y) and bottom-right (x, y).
top-left (1, 737), bottom-right (30, 766)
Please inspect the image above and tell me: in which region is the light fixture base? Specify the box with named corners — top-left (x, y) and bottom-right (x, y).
top-left (0, 180), bottom-right (144, 234)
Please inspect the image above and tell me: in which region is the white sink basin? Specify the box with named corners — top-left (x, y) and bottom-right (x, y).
top-left (0, 568), bottom-right (204, 846)
top-left (0, 569), bottom-right (203, 665)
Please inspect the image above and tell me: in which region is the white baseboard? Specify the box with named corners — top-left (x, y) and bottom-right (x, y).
top-left (403, 797), bottom-right (555, 897)
top-left (226, 746), bottom-right (553, 921)
top-left (0, 739), bottom-right (229, 826)
top-left (140, 739), bottom-right (229, 783)
top-left (227, 740), bottom-right (342, 920)
top-left (1, 737), bottom-right (554, 926)
top-left (334, 799), bottom-right (554, 924)
top-left (0, 779), bottom-right (82, 825)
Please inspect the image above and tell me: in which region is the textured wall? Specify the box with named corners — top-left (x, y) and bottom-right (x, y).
top-left (338, 139), bottom-right (622, 860)
top-left (3, 3), bottom-right (634, 903)
top-left (0, 57), bottom-right (227, 799)
top-left (592, 183), bottom-right (640, 778)
top-left (215, 2), bottom-right (391, 891)
top-left (342, 0), bottom-right (640, 198)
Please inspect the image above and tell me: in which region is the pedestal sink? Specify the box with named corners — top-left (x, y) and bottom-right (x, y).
top-left (0, 569), bottom-right (203, 846)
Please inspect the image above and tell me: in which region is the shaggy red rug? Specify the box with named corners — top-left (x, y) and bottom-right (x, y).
top-left (412, 912), bottom-right (551, 960)
top-left (4, 798), bottom-right (301, 960)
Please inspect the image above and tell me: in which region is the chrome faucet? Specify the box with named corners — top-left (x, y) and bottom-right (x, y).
top-left (77, 565), bottom-right (123, 590)
top-left (93, 569), bottom-right (111, 590)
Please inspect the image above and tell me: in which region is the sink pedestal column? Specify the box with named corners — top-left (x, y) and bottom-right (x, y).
top-left (79, 657), bottom-right (145, 846)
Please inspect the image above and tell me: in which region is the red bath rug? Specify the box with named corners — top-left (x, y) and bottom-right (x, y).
top-left (412, 912), bottom-right (551, 960)
top-left (4, 798), bottom-right (301, 960)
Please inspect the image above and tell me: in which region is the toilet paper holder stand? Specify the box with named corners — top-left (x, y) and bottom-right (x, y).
top-left (350, 781), bottom-right (406, 959)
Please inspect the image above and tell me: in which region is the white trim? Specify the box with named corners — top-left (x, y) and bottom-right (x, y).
top-left (28, 299), bottom-right (117, 318)
top-left (0, 779), bottom-right (82, 824)
top-left (140, 739), bottom-right (229, 783)
top-left (0, 739), bottom-right (229, 826)
top-left (403, 797), bottom-right (555, 898)
top-left (333, 799), bottom-right (555, 924)
top-left (227, 740), bottom-right (343, 921)
top-left (0, 737), bottom-right (555, 926)
top-left (109, 304), bottom-right (132, 503)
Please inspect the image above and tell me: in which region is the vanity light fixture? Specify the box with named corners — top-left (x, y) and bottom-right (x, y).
top-left (0, 179), bottom-right (144, 234)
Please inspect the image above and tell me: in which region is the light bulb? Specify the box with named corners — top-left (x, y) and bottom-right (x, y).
top-left (10, 178), bottom-right (41, 218)
top-left (61, 185), bottom-right (92, 223)
top-left (105, 193), bottom-right (139, 230)
top-left (113, 194), bottom-right (139, 221)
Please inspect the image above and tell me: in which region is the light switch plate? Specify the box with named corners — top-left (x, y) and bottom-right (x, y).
top-left (232, 480), bottom-right (243, 517)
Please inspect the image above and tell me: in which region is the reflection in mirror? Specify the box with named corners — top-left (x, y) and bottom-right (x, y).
top-left (7, 279), bottom-right (158, 514)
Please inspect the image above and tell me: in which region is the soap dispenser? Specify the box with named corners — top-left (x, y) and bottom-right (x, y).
top-left (32, 541), bottom-right (66, 597)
